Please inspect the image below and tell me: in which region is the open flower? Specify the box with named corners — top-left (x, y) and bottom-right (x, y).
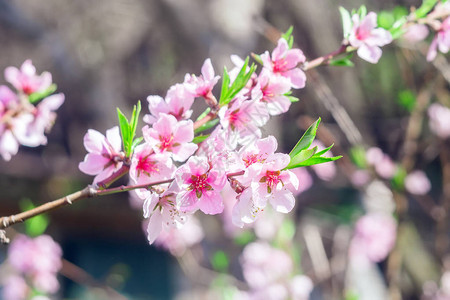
top-left (184, 58), bottom-right (220, 98)
top-left (4, 60), bottom-right (52, 95)
top-left (349, 12), bottom-right (392, 63)
top-left (427, 16), bottom-right (450, 61)
top-left (79, 126), bottom-right (124, 184)
top-left (252, 69), bottom-right (292, 115)
top-left (175, 156), bottom-right (226, 214)
top-left (143, 113), bottom-right (197, 162)
top-left (261, 38), bottom-right (306, 89)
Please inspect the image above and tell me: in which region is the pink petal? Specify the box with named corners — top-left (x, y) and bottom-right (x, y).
top-left (201, 58), bottom-right (215, 80)
top-left (198, 190), bottom-right (224, 214)
top-left (357, 44), bottom-right (382, 64)
top-left (272, 38), bottom-right (289, 61)
top-left (78, 153), bottom-right (110, 175)
top-left (105, 126), bottom-right (122, 152)
top-left (147, 210), bottom-right (163, 244)
top-left (83, 129), bottom-right (106, 153)
top-left (284, 68), bottom-right (306, 89)
top-left (269, 189), bottom-right (295, 213)
top-left (173, 119), bottom-right (194, 143)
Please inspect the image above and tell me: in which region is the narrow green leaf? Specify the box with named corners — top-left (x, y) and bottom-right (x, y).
top-left (117, 108), bottom-right (131, 155)
top-left (131, 137), bottom-right (144, 152)
top-left (289, 118), bottom-right (321, 158)
top-left (219, 58), bottom-right (256, 106)
top-left (339, 7), bottom-right (352, 38)
top-left (219, 67), bottom-right (231, 105)
top-left (194, 118), bottom-right (219, 134)
top-left (415, 0), bottom-right (439, 19)
top-left (251, 53), bottom-right (263, 65)
top-left (196, 108), bottom-right (211, 121)
top-left (286, 147), bottom-right (317, 169)
top-left (315, 144), bottom-right (334, 157)
top-left (291, 155), bottom-right (342, 168)
top-left (287, 95), bottom-right (299, 103)
top-left (28, 84), bottom-right (57, 104)
top-left (193, 134), bottom-right (210, 144)
top-left (282, 26), bottom-right (294, 42)
top-left (329, 57), bottom-right (354, 67)
top-left (358, 5), bottom-right (367, 19)
top-left (130, 101), bottom-right (141, 139)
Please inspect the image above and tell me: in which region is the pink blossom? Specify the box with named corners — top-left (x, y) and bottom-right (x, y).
top-left (428, 103), bottom-right (450, 138)
top-left (241, 242), bottom-right (293, 289)
top-left (349, 213), bottom-right (397, 263)
top-left (261, 38), bottom-right (306, 89)
top-left (20, 93), bottom-right (65, 147)
top-left (4, 60), bottom-right (52, 95)
top-left (175, 156), bottom-right (226, 214)
top-left (403, 24), bottom-right (429, 42)
top-left (404, 170), bottom-right (431, 195)
top-left (366, 147), bottom-right (397, 179)
top-left (154, 215), bottom-right (204, 256)
top-left (218, 96), bottom-right (269, 145)
top-left (0, 113), bottom-right (33, 161)
top-left (290, 275), bottom-right (314, 300)
top-left (2, 275), bottom-right (29, 300)
top-left (143, 186), bottom-right (187, 244)
top-left (349, 12), bottom-right (393, 64)
top-left (143, 113), bottom-right (197, 162)
top-left (252, 69), bottom-right (292, 115)
top-left (78, 126), bottom-right (124, 184)
top-left (242, 153), bottom-right (299, 214)
top-left (129, 143), bottom-right (175, 186)
top-left (0, 85), bottom-right (19, 114)
top-left (143, 83), bottom-right (195, 124)
top-left (427, 17), bottom-right (450, 61)
top-left (184, 58), bottom-right (220, 98)
top-left (8, 234), bottom-right (62, 293)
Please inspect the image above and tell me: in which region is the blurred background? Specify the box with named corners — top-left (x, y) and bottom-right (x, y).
top-left (1, 0), bottom-right (449, 299)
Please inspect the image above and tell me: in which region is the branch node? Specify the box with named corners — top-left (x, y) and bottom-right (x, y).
top-left (0, 230), bottom-right (10, 244)
top-left (65, 196), bottom-right (73, 205)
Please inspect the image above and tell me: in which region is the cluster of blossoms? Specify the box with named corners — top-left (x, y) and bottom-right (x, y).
top-left (79, 36), bottom-right (314, 244)
top-left (0, 60), bottom-right (64, 161)
top-left (239, 242), bottom-right (313, 300)
top-left (2, 234), bottom-right (62, 300)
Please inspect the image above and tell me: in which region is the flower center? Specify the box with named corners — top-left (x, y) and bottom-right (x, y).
top-left (136, 155), bottom-right (159, 177)
top-left (188, 173), bottom-right (212, 198)
top-left (159, 134), bottom-right (174, 151)
top-left (273, 60), bottom-right (288, 73)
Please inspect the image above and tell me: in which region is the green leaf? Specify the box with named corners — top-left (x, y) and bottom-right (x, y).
top-left (251, 53), bottom-right (263, 65)
top-left (20, 198), bottom-right (49, 237)
top-left (219, 57), bottom-right (256, 106)
top-left (282, 26), bottom-right (294, 48)
top-left (211, 251), bottom-right (229, 272)
top-left (398, 89), bottom-right (416, 112)
top-left (286, 147), bottom-right (318, 169)
top-left (349, 146), bottom-right (367, 169)
top-left (28, 84), bottom-right (57, 104)
top-left (287, 95), bottom-right (300, 103)
top-left (193, 134), bottom-right (209, 144)
top-left (289, 118), bottom-right (321, 158)
top-left (219, 67), bottom-right (231, 106)
top-left (117, 108), bottom-right (131, 155)
top-left (339, 6), bottom-right (352, 38)
top-left (315, 144), bottom-right (334, 157)
top-left (131, 137), bottom-right (144, 152)
top-left (196, 108), bottom-right (211, 121)
top-left (292, 155), bottom-right (342, 168)
top-left (358, 5), bottom-right (367, 19)
top-left (130, 101), bottom-right (141, 141)
top-left (329, 56), bottom-right (354, 67)
top-left (415, 0), bottom-right (439, 19)
top-left (194, 118), bottom-right (219, 134)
